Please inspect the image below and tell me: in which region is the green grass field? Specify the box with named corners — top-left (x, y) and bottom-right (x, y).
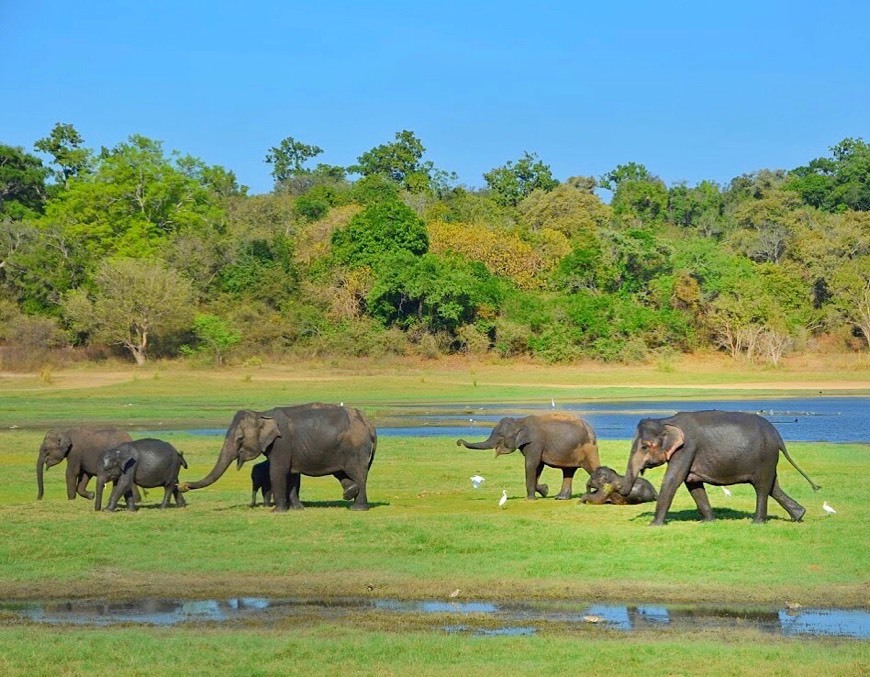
top-left (0, 363), bottom-right (867, 674)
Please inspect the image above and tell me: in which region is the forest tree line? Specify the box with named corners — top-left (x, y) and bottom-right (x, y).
top-left (0, 125), bottom-right (868, 368)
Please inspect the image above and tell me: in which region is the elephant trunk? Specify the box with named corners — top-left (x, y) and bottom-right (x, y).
top-left (94, 476), bottom-right (106, 511)
top-left (182, 437), bottom-right (238, 491)
top-left (456, 431), bottom-right (498, 450)
top-left (36, 448), bottom-right (46, 500)
top-left (619, 438), bottom-right (644, 496)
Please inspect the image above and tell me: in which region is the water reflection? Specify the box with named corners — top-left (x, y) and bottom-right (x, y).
top-left (2, 598), bottom-right (867, 638)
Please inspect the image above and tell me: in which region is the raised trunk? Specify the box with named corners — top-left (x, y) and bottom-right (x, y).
top-left (183, 439), bottom-right (237, 490)
top-left (36, 449), bottom-right (46, 500)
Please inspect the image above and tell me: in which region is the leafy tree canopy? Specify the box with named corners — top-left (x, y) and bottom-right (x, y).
top-left (483, 151), bottom-right (558, 207)
top-left (265, 136), bottom-right (324, 185)
top-left (0, 144), bottom-right (48, 219)
top-left (33, 122), bottom-right (93, 189)
top-left (332, 199), bottom-right (428, 267)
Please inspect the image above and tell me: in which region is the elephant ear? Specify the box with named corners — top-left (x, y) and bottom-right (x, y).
top-left (514, 422), bottom-right (532, 448)
top-left (60, 433), bottom-right (73, 457)
top-left (661, 424), bottom-right (685, 461)
top-left (258, 416), bottom-right (281, 452)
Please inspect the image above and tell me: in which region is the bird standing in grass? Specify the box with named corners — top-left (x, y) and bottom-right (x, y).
top-left (721, 486), bottom-right (732, 497)
top-left (470, 475), bottom-right (485, 489)
top-left (823, 501), bottom-right (836, 516)
top-left (499, 490), bottom-right (507, 508)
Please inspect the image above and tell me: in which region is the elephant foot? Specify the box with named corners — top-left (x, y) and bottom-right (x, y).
top-left (554, 492), bottom-right (572, 500)
top-left (81, 491), bottom-right (95, 500)
top-left (752, 517), bottom-right (767, 524)
top-left (791, 507), bottom-right (806, 522)
top-left (350, 503), bottom-right (370, 511)
top-left (343, 484), bottom-right (360, 501)
top-left (272, 505), bottom-right (290, 513)
top-left (649, 519), bottom-right (665, 527)
top-left (536, 484), bottom-right (549, 497)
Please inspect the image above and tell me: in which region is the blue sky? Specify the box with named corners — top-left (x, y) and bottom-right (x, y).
top-left (2, 1), bottom-right (868, 195)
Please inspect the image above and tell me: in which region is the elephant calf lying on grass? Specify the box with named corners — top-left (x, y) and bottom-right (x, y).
top-left (579, 466), bottom-right (657, 505)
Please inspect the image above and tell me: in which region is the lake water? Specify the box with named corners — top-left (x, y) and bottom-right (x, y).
top-left (2, 597), bottom-right (867, 638)
top-left (168, 397), bottom-right (868, 443)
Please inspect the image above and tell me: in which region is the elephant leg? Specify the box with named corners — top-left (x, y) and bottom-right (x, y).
top-left (159, 485), bottom-right (173, 508)
top-left (770, 479), bottom-right (805, 522)
top-left (286, 473), bottom-right (303, 510)
top-left (250, 488), bottom-right (258, 507)
top-left (334, 472), bottom-right (359, 501)
top-left (173, 487), bottom-right (186, 508)
top-left (264, 489), bottom-right (273, 506)
top-left (650, 456), bottom-right (692, 526)
top-left (106, 481), bottom-right (124, 512)
top-left (77, 472), bottom-right (95, 500)
top-left (350, 478), bottom-right (369, 511)
top-left (686, 481), bottom-right (715, 521)
top-left (555, 468), bottom-right (577, 500)
top-left (270, 463), bottom-right (290, 512)
top-left (752, 474), bottom-right (776, 524)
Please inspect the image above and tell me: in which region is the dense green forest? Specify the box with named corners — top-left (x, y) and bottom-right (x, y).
top-left (1, 125), bottom-right (868, 368)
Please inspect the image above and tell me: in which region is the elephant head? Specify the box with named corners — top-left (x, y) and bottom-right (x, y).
top-left (182, 410), bottom-right (280, 491)
top-left (36, 430), bottom-right (73, 500)
top-left (586, 466), bottom-right (623, 494)
top-left (620, 417), bottom-right (684, 496)
top-left (456, 417), bottom-right (529, 457)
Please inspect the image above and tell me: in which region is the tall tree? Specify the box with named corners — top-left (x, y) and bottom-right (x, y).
top-left (33, 122), bottom-right (93, 188)
top-left (265, 136), bottom-right (324, 185)
top-left (483, 152), bottom-right (558, 207)
top-left (352, 130), bottom-right (440, 193)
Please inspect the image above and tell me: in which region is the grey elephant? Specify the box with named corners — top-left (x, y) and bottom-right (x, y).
top-left (95, 438), bottom-right (188, 512)
top-left (579, 466), bottom-right (657, 505)
top-left (619, 410), bottom-right (820, 525)
top-left (250, 459), bottom-right (273, 507)
top-left (457, 413), bottom-right (600, 500)
top-left (37, 427), bottom-right (133, 500)
top-left (182, 403), bottom-right (377, 511)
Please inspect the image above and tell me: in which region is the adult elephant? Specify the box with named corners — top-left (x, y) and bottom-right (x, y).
top-left (457, 413), bottom-right (600, 500)
top-left (94, 438), bottom-right (188, 512)
top-left (182, 404), bottom-right (377, 511)
top-left (619, 410), bottom-right (820, 525)
top-left (579, 466), bottom-right (657, 505)
top-left (36, 427), bottom-right (133, 500)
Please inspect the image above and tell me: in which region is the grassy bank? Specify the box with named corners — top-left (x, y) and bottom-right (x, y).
top-left (0, 622), bottom-right (867, 676)
top-left (1, 429), bottom-right (866, 607)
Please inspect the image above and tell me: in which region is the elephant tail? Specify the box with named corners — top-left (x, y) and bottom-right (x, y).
top-left (780, 443), bottom-right (820, 492)
top-left (177, 452), bottom-right (188, 469)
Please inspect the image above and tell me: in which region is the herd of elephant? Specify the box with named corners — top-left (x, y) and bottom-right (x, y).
top-left (35, 403), bottom-right (821, 526)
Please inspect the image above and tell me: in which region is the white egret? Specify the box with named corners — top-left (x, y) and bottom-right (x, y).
top-left (823, 501), bottom-right (836, 516)
top-left (499, 490), bottom-right (507, 508)
top-left (551, 397), bottom-right (556, 408)
top-left (721, 486), bottom-right (732, 497)
top-left (470, 475), bottom-right (485, 489)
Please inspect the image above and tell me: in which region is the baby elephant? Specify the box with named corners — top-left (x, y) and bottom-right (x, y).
top-left (95, 438), bottom-right (188, 512)
top-left (250, 459), bottom-right (273, 507)
top-left (579, 466), bottom-right (657, 505)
